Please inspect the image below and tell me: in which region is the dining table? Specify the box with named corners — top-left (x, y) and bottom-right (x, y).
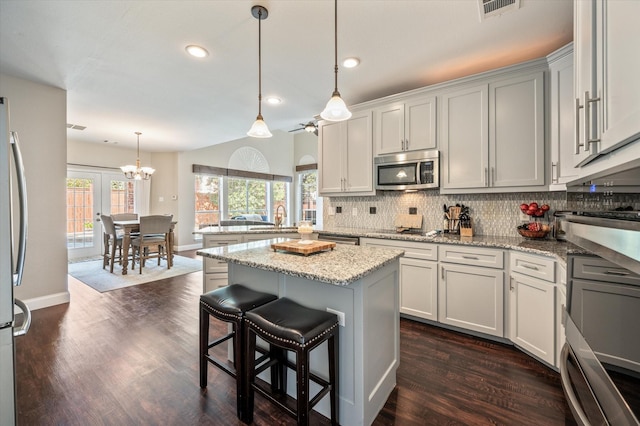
top-left (113, 219), bottom-right (177, 275)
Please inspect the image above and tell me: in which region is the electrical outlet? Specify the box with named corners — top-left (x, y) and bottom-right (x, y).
top-left (336, 206), bottom-right (342, 214)
top-left (352, 208), bottom-right (357, 216)
top-left (409, 207), bottom-right (417, 215)
top-left (326, 308), bottom-right (345, 327)
top-left (369, 207), bottom-right (376, 214)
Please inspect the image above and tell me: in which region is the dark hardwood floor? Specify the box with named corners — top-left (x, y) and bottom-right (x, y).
top-left (15, 250), bottom-right (576, 425)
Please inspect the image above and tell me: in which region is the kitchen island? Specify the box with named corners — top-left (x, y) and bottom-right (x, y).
top-left (197, 239), bottom-right (404, 426)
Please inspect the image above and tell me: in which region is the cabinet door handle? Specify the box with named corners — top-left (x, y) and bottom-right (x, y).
top-left (462, 255), bottom-right (479, 260)
top-left (605, 270), bottom-right (630, 276)
top-left (587, 92), bottom-right (601, 146)
top-left (522, 264), bottom-right (539, 271)
top-left (491, 167), bottom-right (495, 187)
top-left (441, 266), bottom-right (444, 280)
top-left (510, 277), bottom-right (514, 291)
top-left (405, 139), bottom-right (409, 151)
top-left (551, 162), bottom-right (558, 183)
top-left (575, 97), bottom-right (584, 154)
top-left (584, 91), bottom-right (602, 151)
top-left (484, 167), bottom-right (489, 187)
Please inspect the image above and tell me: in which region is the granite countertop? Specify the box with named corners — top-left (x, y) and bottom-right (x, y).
top-left (195, 225), bottom-right (588, 266)
top-left (197, 238), bottom-right (404, 286)
top-left (194, 225), bottom-right (300, 235)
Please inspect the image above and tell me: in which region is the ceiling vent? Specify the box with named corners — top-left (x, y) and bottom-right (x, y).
top-left (66, 123), bottom-right (86, 130)
top-left (478, 0), bottom-right (520, 21)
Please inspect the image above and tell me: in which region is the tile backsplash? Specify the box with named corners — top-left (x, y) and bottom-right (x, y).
top-left (323, 190), bottom-right (568, 237)
top-left (324, 189), bottom-right (640, 237)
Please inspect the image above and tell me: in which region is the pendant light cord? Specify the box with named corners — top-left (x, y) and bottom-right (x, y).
top-left (257, 8), bottom-right (263, 118)
top-left (332, 0), bottom-right (339, 96)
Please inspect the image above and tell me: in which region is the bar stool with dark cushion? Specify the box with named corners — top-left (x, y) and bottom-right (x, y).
top-left (199, 284), bottom-right (278, 419)
top-left (243, 297), bottom-right (340, 425)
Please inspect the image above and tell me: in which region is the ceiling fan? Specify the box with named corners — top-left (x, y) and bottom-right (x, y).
top-left (289, 121), bottom-right (318, 136)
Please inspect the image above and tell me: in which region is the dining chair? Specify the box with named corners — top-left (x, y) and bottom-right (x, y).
top-left (131, 215), bottom-right (173, 274)
top-left (100, 215), bottom-right (131, 273)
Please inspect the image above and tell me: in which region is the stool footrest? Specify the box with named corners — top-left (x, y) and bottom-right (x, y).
top-left (204, 354), bottom-right (235, 378)
top-left (207, 332), bottom-right (234, 350)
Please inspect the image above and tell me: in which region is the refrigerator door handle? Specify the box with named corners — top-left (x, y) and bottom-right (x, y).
top-left (10, 131), bottom-right (28, 287)
top-left (13, 298), bottom-right (31, 337)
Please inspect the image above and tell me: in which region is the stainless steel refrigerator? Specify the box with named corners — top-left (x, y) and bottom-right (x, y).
top-left (1, 97), bottom-right (31, 426)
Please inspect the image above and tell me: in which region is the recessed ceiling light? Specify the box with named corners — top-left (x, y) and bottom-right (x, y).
top-left (342, 57), bottom-right (360, 68)
top-left (266, 96), bottom-right (282, 105)
top-left (185, 45), bottom-right (209, 58)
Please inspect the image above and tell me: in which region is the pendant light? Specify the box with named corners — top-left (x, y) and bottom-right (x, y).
top-left (247, 5), bottom-right (272, 138)
top-left (120, 132), bottom-right (155, 180)
top-left (320, 0), bottom-right (352, 122)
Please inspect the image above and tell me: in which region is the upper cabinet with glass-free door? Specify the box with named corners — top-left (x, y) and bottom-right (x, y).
top-left (440, 67), bottom-right (545, 193)
top-left (574, 0), bottom-right (640, 165)
top-left (318, 110), bottom-right (375, 196)
top-left (374, 95), bottom-right (437, 156)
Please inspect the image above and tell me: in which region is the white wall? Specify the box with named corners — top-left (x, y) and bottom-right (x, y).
top-left (175, 130), bottom-right (295, 249)
top-left (1, 74), bottom-right (69, 310)
top-left (67, 139), bottom-right (153, 215)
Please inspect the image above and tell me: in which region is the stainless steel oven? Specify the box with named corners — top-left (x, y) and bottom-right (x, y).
top-left (561, 159), bottom-right (640, 426)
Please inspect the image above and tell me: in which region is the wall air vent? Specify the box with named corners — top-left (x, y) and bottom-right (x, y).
top-left (478, 0), bottom-right (520, 21)
top-left (66, 123), bottom-right (86, 130)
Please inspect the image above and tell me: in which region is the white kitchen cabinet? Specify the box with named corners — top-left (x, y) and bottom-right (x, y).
top-left (441, 70), bottom-right (545, 192)
top-left (438, 245), bottom-right (504, 337)
top-left (318, 110), bottom-right (374, 196)
top-left (548, 45), bottom-right (578, 189)
top-left (439, 262), bottom-right (504, 337)
top-left (574, 0), bottom-right (640, 165)
top-left (509, 252), bottom-right (556, 365)
top-left (202, 235), bottom-right (243, 293)
top-left (360, 238), bottom-right (438, 321)
top-left (374, 95), bottom-right (437, 156)
top-left (243, 232), bottom-right (298, 243)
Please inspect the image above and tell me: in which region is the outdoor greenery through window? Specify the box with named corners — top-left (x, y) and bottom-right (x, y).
top-left (228, 178), bottom-right (266, 218)
top-left (109, 180), bottom-right (135, 214)
top-left (195, 175), bottom-right (221, 229)
top-left (194, 173), bottom-right (289, 232)
top-left (299, 170), bottom-right (317, 224)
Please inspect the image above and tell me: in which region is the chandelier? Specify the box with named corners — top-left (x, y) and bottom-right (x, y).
top-left (120, 132), bottom-right (155, 180)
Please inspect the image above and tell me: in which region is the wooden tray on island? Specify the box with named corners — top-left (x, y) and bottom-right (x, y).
top-left (271, 240), bottom-right (336, 256)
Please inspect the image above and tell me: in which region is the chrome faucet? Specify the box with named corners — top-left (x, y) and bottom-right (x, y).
top-left (275, 205), bottom-right (287, 228)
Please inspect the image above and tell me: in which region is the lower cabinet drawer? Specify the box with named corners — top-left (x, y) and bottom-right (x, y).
top-left (204, 273), bottom-right (228, 293)
top-left (572, 256), bottom-right (640, 286)
top-left (439, 245), bottom-right (504, 269)
top-left (204, 257), bottom-right (228, 274)
top-left (510, 252), bottom-right (555, 283)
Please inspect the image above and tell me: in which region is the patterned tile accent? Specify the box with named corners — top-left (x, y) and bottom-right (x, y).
top-left (324, 191), bottom-right (569, 238)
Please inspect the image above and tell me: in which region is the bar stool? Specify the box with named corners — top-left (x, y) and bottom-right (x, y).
top-left (243, 297), bottom-right (340, 425)
top-left (199, 284), bottom-right (278, 419)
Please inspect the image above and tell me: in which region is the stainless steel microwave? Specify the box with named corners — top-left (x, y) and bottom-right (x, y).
top-left (374, 150), bottom-right (439, 190)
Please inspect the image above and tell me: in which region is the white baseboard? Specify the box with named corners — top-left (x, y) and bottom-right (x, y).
top-left (175, 243), bottom-right (202, 252)
top-left (21, 291), bottom-right (70, 311)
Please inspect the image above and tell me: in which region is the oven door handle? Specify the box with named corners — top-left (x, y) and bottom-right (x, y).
top-left (560, 343), bottom-right (591, 426)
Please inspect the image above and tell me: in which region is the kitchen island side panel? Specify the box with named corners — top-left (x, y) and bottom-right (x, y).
top-left (228, 261), bottom-right (399, 426)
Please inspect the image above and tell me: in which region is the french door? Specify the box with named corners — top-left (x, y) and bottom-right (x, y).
top-left (67, 170), bottom-right (135, 260)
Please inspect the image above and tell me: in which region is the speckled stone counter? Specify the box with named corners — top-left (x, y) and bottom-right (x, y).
top-left (197, 238), bottom-right (404, 286)
top-left (195, 225), bottom-right (588, 267)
